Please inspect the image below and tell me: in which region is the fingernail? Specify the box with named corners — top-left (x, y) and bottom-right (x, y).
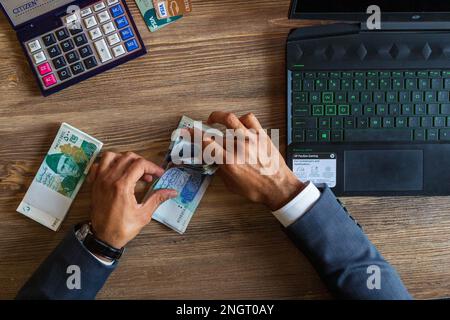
top-left (169, 190), bottom-right (178, 197)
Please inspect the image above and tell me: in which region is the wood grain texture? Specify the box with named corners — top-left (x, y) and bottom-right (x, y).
top-left (0, 0), bottom-right (449, 299)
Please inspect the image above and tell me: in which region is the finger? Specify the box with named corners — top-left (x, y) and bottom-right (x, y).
top-left (111, 152), bottom-right (141, 177)
top-left (207, 112), bottom-right (247, 130)
top-left (122, 158), bottom-right (165, 187)
top-left (184, 127), bottom-right (224, 151)
top-left (182, 127), bottom-right (203, 148)
top-left (202, 136), bottom-right (226, 164)
top-left (141, 174), bottom-right (154, 183)
top-left (184, 127), bottom-right (206, 140)
top-left (180, 127), bottom-right (196, 135)
top-left (183, 127), bottom-right (194, 137)
top-left (98, 151), bottom-right (120, 173)
top-left (142, 189), bottom-right (178, 216)
top-left (87, 163), bottom-right (99, 184)
top-left (239, 113), bottom-right (263, 130)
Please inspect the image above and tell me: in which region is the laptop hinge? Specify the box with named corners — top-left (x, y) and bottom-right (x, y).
top-left (360, 21), bottom-right (450, 31)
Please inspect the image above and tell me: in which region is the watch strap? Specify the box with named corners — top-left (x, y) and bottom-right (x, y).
top-left (83, 232), bottom-right (124, 261)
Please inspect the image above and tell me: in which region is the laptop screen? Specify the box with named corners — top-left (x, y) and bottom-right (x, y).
top-left (291, 0), bottom-right (450, 20)
top-left (0, 0), bottom-right (74, 27)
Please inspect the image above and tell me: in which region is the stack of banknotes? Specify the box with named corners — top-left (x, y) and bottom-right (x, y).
top-left (17, 123), bottom-right (103, 231)
top-left (146, 116), bottom-right (219, 234)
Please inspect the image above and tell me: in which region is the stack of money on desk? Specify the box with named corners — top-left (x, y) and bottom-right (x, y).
top-left (147, 116), bottom-right (218, 234)
top-left (17, 123), bottom-right (102, 231)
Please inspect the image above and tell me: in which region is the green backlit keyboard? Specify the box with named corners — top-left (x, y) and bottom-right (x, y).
top-left (292, 70), bottom-right (450, 142)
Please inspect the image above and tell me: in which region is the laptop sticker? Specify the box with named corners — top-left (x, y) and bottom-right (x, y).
top-left (292, 153), bottom-right (337, 188)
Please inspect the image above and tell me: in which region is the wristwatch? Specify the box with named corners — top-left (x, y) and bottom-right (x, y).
top-left (75, 222), bottom-right (125, 261)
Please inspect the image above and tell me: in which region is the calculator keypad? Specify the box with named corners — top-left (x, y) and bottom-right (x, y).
top-left (95, 39), bottom-right (113, 63)
top-left (58, 68), bottom-right (71, 81)
top-left (70, 28), bottom-right (84, 36)
top-left (42, 34), bottom-right (56, 46)
top-left (66, 51), bottom-right (80, 64)
top-left (55, 28), bottom-right (70, 41)
top-left (43, 74), bottom-right (57, 87)
top-left (89, 27), bottom-right (102, 40)
top-left (28, 40), bottom-right (41, 53)
top-left (61, 39), bottom-right (75, 52)
top-left (98, 11), bottom-right (111, 23)
top-left (53, 56), bottom-right (66, 69)
top-left (103, 22), bottom-right (116, 35)
top-left (71, 62), bottom-right (85, 75)
top-left (81, 8), bottom-right (93, 17)
top-left (79, 45), bottom-right (93, 58)
top-left (33, 51), bottom-right (47, 64)
top-left (47, 45), bottom-right (61, 58)
top-left (74, 34), bottom-right (88, 47)
top-left (112, 44), bottom-right (126, 58)
top-left (24, 0), bottom-right (142, 90)
top-left (108, 33), bottom-right (121, 46)
top-left (37, 62), bottom-right (52, 76)
top-left (84, 56), bottom-right (98, 69)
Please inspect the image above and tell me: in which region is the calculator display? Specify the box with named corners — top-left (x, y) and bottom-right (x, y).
top-left (1, 0), bottom-right (74, 27)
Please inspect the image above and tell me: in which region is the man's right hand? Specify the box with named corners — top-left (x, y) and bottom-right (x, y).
top-left (200, 112), bottom-right (305, 211)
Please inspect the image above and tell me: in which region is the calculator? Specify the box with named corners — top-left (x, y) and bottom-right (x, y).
top-left (0, 0), bottom-right (147, 96)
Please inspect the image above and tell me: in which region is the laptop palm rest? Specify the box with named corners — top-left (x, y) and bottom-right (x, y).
top-left (344, 150), bottom-right (424, 192)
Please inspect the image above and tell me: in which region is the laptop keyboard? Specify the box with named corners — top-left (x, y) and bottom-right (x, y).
top-left (291, 70), bottom-right (450, 142)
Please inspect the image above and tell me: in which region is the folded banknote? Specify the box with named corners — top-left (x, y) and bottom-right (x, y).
top-left (147, 116), bottom-right (219, 234)
top-left (17, 123), bottom-right (103, 231)
top-left (164, 115), bottom-right (219, 175)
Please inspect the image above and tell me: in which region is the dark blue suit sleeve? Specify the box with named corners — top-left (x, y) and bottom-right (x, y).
top-left (16, 227), bottom-right (116, 300)
top-left (285, 186), bottom-right (412, 300)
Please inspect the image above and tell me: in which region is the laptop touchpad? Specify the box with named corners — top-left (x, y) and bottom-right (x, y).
top-left (344, 150), bottom-right (423, 192)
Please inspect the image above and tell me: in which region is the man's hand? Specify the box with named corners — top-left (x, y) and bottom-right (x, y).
top-left (201, 112), bottom-right (305, 211)
top-left (87, 152), bottom-right (177, 249)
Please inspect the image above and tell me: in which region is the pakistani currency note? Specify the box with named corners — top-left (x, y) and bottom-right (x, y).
top-left (164, 115), bottom-right (219, 175)
top-left (135, 0), bottom-right (182, 32)
top-left (151, 166), bottom-right (212, 234)
top-left (147, 116), bottom-right (219, 234)
top-left (17, 123), bottom-right (103, 231)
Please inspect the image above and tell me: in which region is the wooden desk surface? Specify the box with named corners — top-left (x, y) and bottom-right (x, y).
top-left (1, 0), bottom-right (450, 299)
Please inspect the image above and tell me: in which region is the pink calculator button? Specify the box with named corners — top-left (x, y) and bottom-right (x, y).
top-left (37, 62), bottom-right (52, 76)
top-left (42, 74), bottom-right (57, 87)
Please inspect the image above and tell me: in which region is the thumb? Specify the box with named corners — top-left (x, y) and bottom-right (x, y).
top-left (142, 189), bottom-right (178, 216)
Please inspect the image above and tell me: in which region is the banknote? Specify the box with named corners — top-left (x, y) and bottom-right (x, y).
top-left (17, 123), bottom-right (103, 231)
top-left (151, 166), bottom-right (212, 234)
top-left (135, 0), bottom-right (182, 32)
top-left (147, 116), bottom-right (219, 234)
top-left (164, 115), bottom-right (219, 175)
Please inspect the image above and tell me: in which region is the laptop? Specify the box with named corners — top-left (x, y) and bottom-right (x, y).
top-left (0, 0), bottom-right (146, 96)
top-left (286, 0), bottom-right (450, 196)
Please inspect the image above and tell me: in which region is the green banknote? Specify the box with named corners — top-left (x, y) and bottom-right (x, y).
top-left (17, 123), bottom-right (103, 231)
top-left (135, 0), bottom-right (182, 32)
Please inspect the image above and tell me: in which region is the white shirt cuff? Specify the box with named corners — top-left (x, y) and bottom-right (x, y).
top-left (89, 251), bottom-right (115, 266)
top-left (272, 181), bottom-right (321, 227)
